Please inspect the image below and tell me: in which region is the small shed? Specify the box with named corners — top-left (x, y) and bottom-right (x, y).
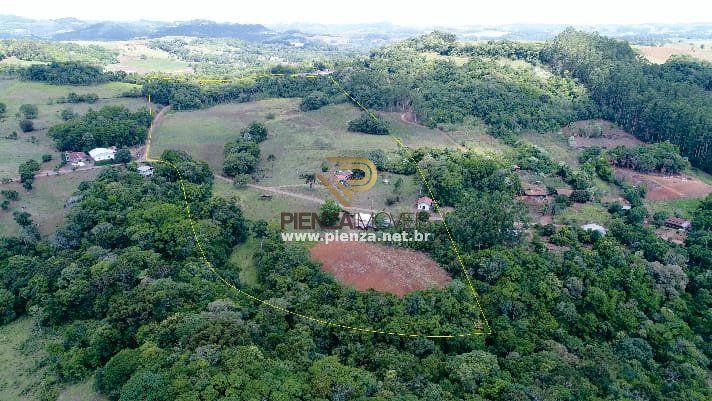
top-left (65, 151), bottom-right (89, 166)
top-left (582, 223), bottom-right (607, 236)
top-left (664, 217), bottom-right (691, 231)
top-left (137, 165), bottom-right (154, 177)
top-left (416, 196), bottom-right (433, 212)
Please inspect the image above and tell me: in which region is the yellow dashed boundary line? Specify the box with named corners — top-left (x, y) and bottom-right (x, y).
top-left (144, 73), bottom-right (493, 337)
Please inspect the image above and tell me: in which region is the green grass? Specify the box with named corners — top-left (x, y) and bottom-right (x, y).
top-left (0, 317), bottom-right (46, 401)
top-left (152, 99), bottom-right (456, 187)
top-left (57, 377), bottom-right (105, 401)
top-left (646, 199), bottom-right (701, 220)
top-left (228, 238), bottom-right (260, 287)
top-left (0, 169), bottom-right (99, 237)
top-left (0, 317), bottom-right (105, 401)
top-left (0, 79), bottom-right (148, 178)
top-left (212, 179), bottom-right (320, 221)
top-left (554, 203), bottom-right (612, 226)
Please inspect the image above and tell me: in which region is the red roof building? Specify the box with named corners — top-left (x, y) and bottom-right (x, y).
top-left (65, 151), bottom-right (89, 165)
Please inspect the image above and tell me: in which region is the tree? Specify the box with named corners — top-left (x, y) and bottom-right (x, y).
top-left (242, 121), bottom-right (268, 142)
top-left (19, 104), bottom-right (38, 119)
top-left (569, 189), bottom-right (590, 203)
top-left (115, 148), bottom-right (132, 164)
top-left (347, 113), bottom-right (390, 135)
top-left (447, 191), bottom-right (524, 251)
top-left (223, 152), bottom-right (258, 177)
top-left (319, 200), bottom-right (341, 227)
top-left (0, 102), bottom-right (6, 117)
top-left (41, 154), bottom-right (53, 163)
top-left (300, 172), bottom-right (316, 189)
top-left (19, 159), bottom-right (40, 183)
top-left (12, 211), bottom-right (33, 227)
top-left (19, 119), bottom-right (34, 132)
top-left (299, 91), bottom-right (329, 111)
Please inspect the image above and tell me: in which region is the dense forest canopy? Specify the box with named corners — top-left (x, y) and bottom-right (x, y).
top-left (0, 147), bottom-right (709, 400)
top-left (18, 61), bottom-right (126, 85)
top-left (48, 105), bottom-right (151, 151)
top-left (541, 29), bottom-right (712, 173)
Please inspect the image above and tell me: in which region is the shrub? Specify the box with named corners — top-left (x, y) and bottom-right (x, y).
top-left (41, 154), bottom-right (53, 163)
top-left (299, 91), bottom-right (329, 111)
top-left (241, 122), bottom-right (268, 143)
top-left (569, 189), bottom-right (590, 203)
top-left (19, 104), bottom-right (38, 119)
top-left (19, 119), bottom-right (34, 132)
top-left (347, 113), bottom-right (390, 135)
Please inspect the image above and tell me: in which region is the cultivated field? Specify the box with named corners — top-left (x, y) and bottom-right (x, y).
top-left (0, 79), bottom-right (150, 178)
top-left (614, 168), bottom-right (712, 200)
top-left (92, 40), bottom-right (193, 74)
top-left (564, 119), bottom-right (642, 149)
top-left (0, 169), bottom-right (99, 237)
top-left (309, 242), bottom-right (451, 297)
top-left (635, 40), bottom-right (712, 63)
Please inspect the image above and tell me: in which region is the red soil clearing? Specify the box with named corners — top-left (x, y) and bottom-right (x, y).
top-left (309, 242), bottom-right (451, 297)
top-left (614, 168), bottom-right (712, 201)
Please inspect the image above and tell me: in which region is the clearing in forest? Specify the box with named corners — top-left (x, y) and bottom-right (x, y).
top-left (309, 241), bottom-right (451, 297)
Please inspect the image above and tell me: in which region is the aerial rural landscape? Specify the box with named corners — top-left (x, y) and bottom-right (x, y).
top-left (0, 1), bottom-right (711, 400)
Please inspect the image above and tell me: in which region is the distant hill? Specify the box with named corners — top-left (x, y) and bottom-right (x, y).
top-left (0, 15), bottom-right (274, 41)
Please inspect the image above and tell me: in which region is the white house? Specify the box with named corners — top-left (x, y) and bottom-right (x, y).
top-left (582, 223), bottom-right (606, 236)
top-left (88, 147), bottom-right (116, 162)
top-left (137, 165), bottom-right (154, 177)
top-left (416, 196), bottom-right (433, 212)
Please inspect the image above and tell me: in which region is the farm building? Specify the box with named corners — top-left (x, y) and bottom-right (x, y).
top-left (137, 165), bottom-right (154, 177)
top-left (89, 147), bottom-right (116, 162)
top-left (582, 223), bottom-right (607, 236)
top-left (518, 187), bottom-right (549, 204)
top-left (64, 151), bottom-right (89, 166)
top-left (664, 217), bottom-right (691, 231)
top-left (416, 196), bottom-right (433, 212)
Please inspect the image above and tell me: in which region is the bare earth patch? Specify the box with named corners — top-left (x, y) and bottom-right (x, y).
top-left (309, 242), bottom-right (451, 297)
top-left (564, 119), bottom-right (642, 149)
top-left (615, 168), bottom-right (712, 200)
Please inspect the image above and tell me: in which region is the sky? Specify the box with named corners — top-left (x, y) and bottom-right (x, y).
top-left (2, 0), bottom-right (711, 26)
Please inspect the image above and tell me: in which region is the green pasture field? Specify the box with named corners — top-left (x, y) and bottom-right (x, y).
top-left (0, 169), bottom-right (99, 237)
top-left (0, 79), bottom-right (150, 178)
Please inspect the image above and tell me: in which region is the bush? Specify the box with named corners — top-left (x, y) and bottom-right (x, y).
top-left (19, 159), bottom-right (40, 182)
top-left (1, 189), bottom-right (19, 201)
top-left (347, 113), bottom-right (390, 135)
top-left (299, 91), bottom-right (329, 111)
top-left (319, 200), bottom-right (341, 227)
top-left (41, 154), bottom-right (52, 163)
top-left (67, 92), bottom-right (99, 103)
top-left (569, 189), bottom-right (590, 203)
top-left (60, 108), bottom-right (78, 121)
top-left (0, 102), bottom-right (6, 117)
top-left (241, 122), bottom-right (268, 143)
top-left (233, 174), bottom-right (251, 189)
top-left (115, 148), bottom-right (132, 164)
top-left (19, 104), bottom-right (38, 119)
top-left (19, 119), bottom-right (34, 132)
